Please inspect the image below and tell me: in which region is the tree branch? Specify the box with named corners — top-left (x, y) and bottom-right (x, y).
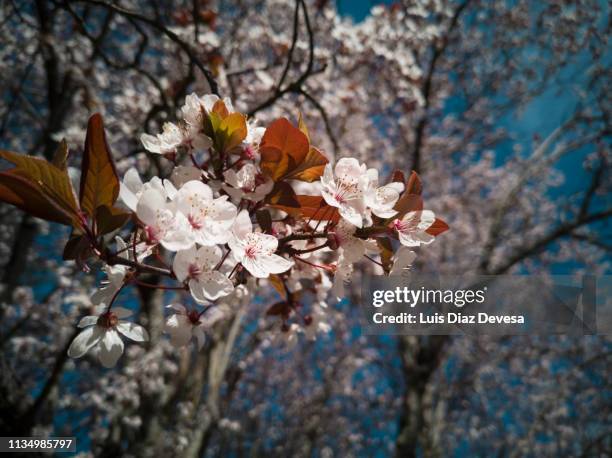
top-left (75, 0), bottom-right (220, 95)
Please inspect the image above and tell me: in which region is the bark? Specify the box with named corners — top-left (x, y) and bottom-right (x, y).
top-left (395, 336), bottom-right (447, 458)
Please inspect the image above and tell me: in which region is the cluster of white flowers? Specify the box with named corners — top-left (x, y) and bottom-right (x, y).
top-left (68, 93), bottom-right (441, 366)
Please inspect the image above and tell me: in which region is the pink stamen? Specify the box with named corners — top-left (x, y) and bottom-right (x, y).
top-left (188, 214), bottom-right (203, 229)
top-left (392, 219), bottom-right (406, 232)
top-left (243, 145), bottom-right (256, 159)
top-left (145, 226), bottom-right (159, 243)
top-left (188, 263), bottom-right (203, 278)
top-left (334, 193), bottom-right (346, 204)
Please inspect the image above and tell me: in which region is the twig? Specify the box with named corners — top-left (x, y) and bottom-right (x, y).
top-left (75, 0), bottom-right (220, 95)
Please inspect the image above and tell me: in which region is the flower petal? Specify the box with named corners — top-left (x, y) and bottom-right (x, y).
top-left (173, 246), bottom-right (198, 282)
top-left (195, 271), bottom-right (234, 301)
top-left (164, 314), bottom-right (193, 348)
top-left (240, 256), bottom-right (269, 278)
top-left (390, 247), bottom-right (417, 275)
top-left (136, 188), bottom-right (166, 226)
top-left (116, 321), bottom-right (149, 342)
top-left (193, 326), bottom-right (206, 349)
top-left (232, 210), bottom-right (252, 241)
top-left (77, 315), bottom-right (98, 328)
top-left (167, 303), bottom-right (186, 314)
top-left (98, 329), bottom-right (124, 368)
top-left (339, 205), bottom-right (363, 228)
top-left (196, 245), bottom-right (222, 269)
top-left (68, 326), bottom-right (103, 358)
top-left (113, 307), bottom-right (133, 319)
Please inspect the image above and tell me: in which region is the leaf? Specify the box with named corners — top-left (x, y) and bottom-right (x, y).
top-left (51, 139), bottom-right (69, 171)
top-left (204, 111), bottom-right (247, 154)
top-left (394, 194), bottom-right (423, 218)
top-left (266, 301), bottom-right (291, 317)
top-left (265, 182), bottom-right (300, 208)
top-left (405, 171), bottom-right (422, 195)
top-left (268, 274), bottom-right (286, 297)
top-left (426, 217), bottom-right (450, 236)
top-left (63, 232), bottom-right (90, 261)
top-left (297, 112), bottom-right (310, 141)
top-left (211, 99), bottom-right (230, 119)
top-left (291, 146), bottom-right (329, 182)
top-left (376, 237), bottom-right (394, 274)
top-left (259, 118), bottom-right (328, 182)
top-left (95, 205), bottom-right (132, 235)
top-left (388, 169), bottom-right (405, 184)
top-left (0, 149), bottom-right (80, 225)
top-left (268, 194), bottom-right (340, 223)
top-left (0, 171), bottom-right (78, 225)
top-left (255, 209), bottom-right (272, 233)
top-left (79, 114), bottom-right (120, 218)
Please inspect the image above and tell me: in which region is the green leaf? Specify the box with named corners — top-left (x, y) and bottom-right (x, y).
top-left (204, 107), bottom-right (247, 154)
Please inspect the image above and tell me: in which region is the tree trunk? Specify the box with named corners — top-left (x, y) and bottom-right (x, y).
top-left (395, 336), bottom-right (447, 458)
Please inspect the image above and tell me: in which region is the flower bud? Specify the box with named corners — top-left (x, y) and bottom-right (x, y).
top-left (327, 233), bottom-right (340, 250)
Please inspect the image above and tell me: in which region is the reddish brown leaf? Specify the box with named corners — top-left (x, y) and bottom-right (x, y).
top-left (265, 182), bottom-right (300, 208)
top-left (297, 111), bottom-right (310, 141)
top-left (268, 274), bottom-right (286, 297)
top-left (266, 301), bottom-right (291, 317)
top-left (426, 217), bottom-right (450, 236)
top-left (394, 194), bottom-right (423, 218)
top-left (268, 194), bottom-right (340, 223)
top-left (376, 237), bottom-right (394, 274)
top-left (255, 209), bottom-right (273, 233)
top-left (51, 139), bottom-right (69, 171)
top-left (95, 205), bottom-right (132, 235)
top-left (291, 146), bottom-right (328, 182)
top-left (0, 148), bottom-right (80, 225)
top-left (388, 169), bottom-right (406, 184)
top-left (63, 232), bottom-right (90, 261)
top-left (405, 171), bottom-right (422, 195)
top-left (0, 171), bottom-right (77, 225)
top-left (79, 114), bottom-right (120, 218)
top-left (259, 118), bottom-right (328, 182)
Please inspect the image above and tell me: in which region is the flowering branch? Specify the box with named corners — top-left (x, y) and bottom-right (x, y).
top-left (0, 92), bottom-right (448, 367)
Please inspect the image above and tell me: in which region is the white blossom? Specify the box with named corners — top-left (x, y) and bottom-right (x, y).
top-left (223, 163), bottom-right (274, 202)
top-left (392, 210), bottom-right (435, 247)
top-left (364, 169), bottom-right (404, 218)
top-left (136, 188), bottom-right (194, 251)
top-left (68, 307), bottom-right (149, 368)
top-left (320, 158), bottom-right (369, 227)
top-left (175, 180), bottom-right (237, 246)
top-left (173, 246), bottom-right (234, 303)
top-left (163, 304), bottom-right (225, 349)
top-left (228, 210), bottom-right (293, 278)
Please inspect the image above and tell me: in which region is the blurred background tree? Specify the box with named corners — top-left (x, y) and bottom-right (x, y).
top-left (0, 0), bottom-right (610, 456)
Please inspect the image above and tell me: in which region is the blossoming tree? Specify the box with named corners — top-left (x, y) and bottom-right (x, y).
top-left (0, 0), bottom-right (609, 457)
